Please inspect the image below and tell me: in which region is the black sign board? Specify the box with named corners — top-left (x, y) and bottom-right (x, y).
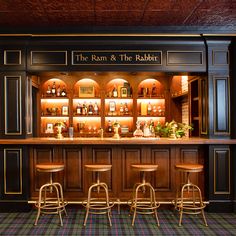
top-left (72, 50), bottom-right (162, 65)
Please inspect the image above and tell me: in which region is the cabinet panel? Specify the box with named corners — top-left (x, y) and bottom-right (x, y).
top-left (179, 147), bottom-right (200, 186)
top-left (213, 76), bottom-right (230, 134)
top-left (3, 148), bottom-right (22, 194)
top-left (151, 148), bottom-right (171, 190)
top-left (213, 148), bottom-right (230, 194)
top-left (121, 148), bottom-right (141, 190)
top-left (4, 75), bottom-right (22, 135)
top-left (92, 148), bottom-right (112, 189)
top-left (63, 148), bottom-right (83, 192)
top-left (32, 147), bottom-right (54, 191)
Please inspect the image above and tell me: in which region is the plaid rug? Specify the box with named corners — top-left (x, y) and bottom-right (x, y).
top-left (0, 206), bottom-right (236, 235)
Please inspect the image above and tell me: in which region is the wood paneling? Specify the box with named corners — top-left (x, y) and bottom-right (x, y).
top-left (151, 148), bottom-right (171, 190)
top-left (121, 148), bottom-right (141, 191)
top-left (213, 76), bottom-right (230, 134)
top-left (63, 148), bottom-right (83, 192)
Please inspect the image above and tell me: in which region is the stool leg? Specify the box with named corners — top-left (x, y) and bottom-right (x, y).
top-left (103, 183), bottom-right (112, 226)
top-left (84, 184), bottom-right (93, 226)
top-left (34, 185), bottom-right (43, 226)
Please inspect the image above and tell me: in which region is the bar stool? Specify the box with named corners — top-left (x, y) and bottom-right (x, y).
top-left (34, 163), bottom-right (67, 226)
top-left (82, 164), bottom-right (114, 226)
top-left (174, 163), bottom-right (208, 226)
top-left (129, 164), bottom-right (160, 226)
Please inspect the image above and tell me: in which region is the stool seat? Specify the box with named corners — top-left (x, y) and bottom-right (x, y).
top-left (175, 164), bottom-right (203, 173)
top-left (85, 164), bottom-right (112, 172)
top-left (131, 164), bottom-right (158, 172)
top-left (36, 163), bottom-right (64, 173)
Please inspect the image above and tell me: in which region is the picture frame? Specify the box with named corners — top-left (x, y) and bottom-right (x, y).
top-left (120, 87), bottom-right (128, 98)
top-left (62, 106), bottom-right (69, 115)
top-left (46, 123), bottom-right (54, 133)
top-left (79, 86), bottom-right (95, 97)
top-left (109, 101), bottom-right (116, 112)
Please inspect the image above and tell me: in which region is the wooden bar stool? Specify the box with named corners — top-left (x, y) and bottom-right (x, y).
top-left (82, 164), bottom-right (114, 226)
top-left (174, 163), bottom-right (208, 226)
top-left (129, 164), bottom-right (160, 226)
top-left (34, 163), bottom-right (67, 226)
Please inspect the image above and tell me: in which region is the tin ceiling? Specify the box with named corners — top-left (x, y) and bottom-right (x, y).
top-left (0, 0), bottom-right (235, 33)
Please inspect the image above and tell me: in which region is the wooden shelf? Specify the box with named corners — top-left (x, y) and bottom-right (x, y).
top-left (171, 91), bottom-right (188, 99)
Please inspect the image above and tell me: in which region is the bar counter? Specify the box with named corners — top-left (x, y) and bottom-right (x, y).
top-left (0, 137), bottom-right (234, 212)
top-left (1, 137), bottom-right (236, 145)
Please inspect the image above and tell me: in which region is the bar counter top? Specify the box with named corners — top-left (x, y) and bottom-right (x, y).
top-left (1, 137), bottom-right (236, 145)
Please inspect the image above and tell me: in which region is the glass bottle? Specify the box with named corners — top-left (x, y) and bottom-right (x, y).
top-left (46, 84), bottom-right (51, 96)
top-left (61, 86), bottom-right (67, 97)
top-left (112, 85), bottom-right (118, 98)
top-left (94, 102), bottom-right (99, 115)
top-left (151, 83), bottom-right (157, 97)
top-left (119, 102), bottom-right (124, 115)
top-left (108, 120), bottom-right (113, 133)
top-left (76, 103), bottom-right (82, 115)
top-left (124, 102), bottom-right (129, 115)
top-left (56, 84), bottom-right (61, 97)
top-left (147, 102), bottom-right (152, 115)
top-left (88, 102), bottom-right (94, 115)
top-left (51, 81), bottom-right (56, 96)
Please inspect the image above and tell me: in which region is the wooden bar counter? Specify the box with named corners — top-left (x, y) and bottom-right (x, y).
top-left (0, 137), bottom-right (234, 212)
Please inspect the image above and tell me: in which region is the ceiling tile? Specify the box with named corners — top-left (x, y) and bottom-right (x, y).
top-left (95, 0), bottom-right (147, 11)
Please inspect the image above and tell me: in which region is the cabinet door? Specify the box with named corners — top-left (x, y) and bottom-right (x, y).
top-left (0, 72), bottom-right (28, 138)
top-left (0, 147), bottom-right (29, 200)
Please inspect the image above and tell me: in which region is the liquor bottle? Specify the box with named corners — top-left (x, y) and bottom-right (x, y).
top-left (147, 102), bottom-right (152, 115)
top-left (94, 102), bottom-right (99, 115)
top-left (119, 102), bottom-right (124, 115)
top-left (76, 103), bottom-right (82, 115)
top-left (61, 86), bottom-right (67, 97)
top-left (82, 103), bottom-right (87, 115)
top-left (46, 84), bottom-right (51, 96)
top-left (51, 81), bottom-right (56, 96)
top-left (124, 102), bottom-right (129, 115)
top-left (112, 85), bottom-right (118, 98)
top-left (88, 102), bottom-right (94, 115)
top-left (108, 120), bottom-right (113, 133)
top-left (151, 83), bottom-right (157, 97)
top-left (56, 84), bottom-right (61, 97)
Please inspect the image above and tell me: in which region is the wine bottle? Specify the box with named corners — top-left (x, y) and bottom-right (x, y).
top-left (61, 86), bottom-right (67, 97)
top-left (108, 120), bottom-right (113, 132)
top-left (151, 83), bottom-right (157, 96)
top-left (94, 102), bottom-right (99, 115)
top-left (56, 84), bottom-right (61, 97)
top-left (119, 102), bottom-right (124, 115)
top-left (51, 81), bottom-right (56, 96)
top-left (124, 102), bottom-right (129, 115)
top-left (112, 85), bottom-right (118, 98)
top-left (88, 102), bottom-right (94, 115)
top-left (46, 84), bottom-right (51, 96)
top-left (147, 102), bottom-right (152, 115)
top-left (76, 103), bottom-right (82, 115)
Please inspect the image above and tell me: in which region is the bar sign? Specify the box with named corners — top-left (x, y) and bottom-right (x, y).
top-left (72, 50), bottom-right (162, 65)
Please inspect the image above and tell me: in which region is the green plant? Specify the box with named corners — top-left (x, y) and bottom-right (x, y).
top-left (154, 120), bottom-right (193, 138)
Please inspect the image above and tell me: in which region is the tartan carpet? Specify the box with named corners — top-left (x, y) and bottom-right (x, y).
top-left (0, 207), bottom-right (236, 236)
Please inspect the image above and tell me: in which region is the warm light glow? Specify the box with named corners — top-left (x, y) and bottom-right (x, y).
top-left (105, 117), bottom-right (133, 122)
top-left (73, 98), bottom-right (101, 104)
top-left (41, 98), bottom-right (69, 103)
top-left (137, 117), bottom-right (165, 124)
top-left (73, 117), bottom-right (101, 121)
top-left (41, 117), bottom-right (69, 119)
top-left (105, 98), bottom-right (132, 104)
top-left (137, 99), bottom-right (165, 106)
